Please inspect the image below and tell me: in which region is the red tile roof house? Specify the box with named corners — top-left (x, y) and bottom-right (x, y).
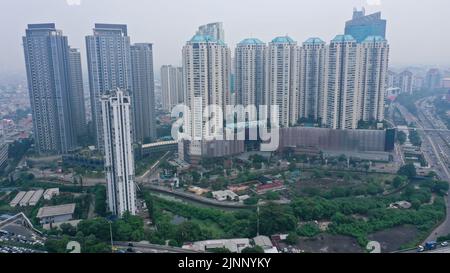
top-left (255, 180), bottom-right (285, 194)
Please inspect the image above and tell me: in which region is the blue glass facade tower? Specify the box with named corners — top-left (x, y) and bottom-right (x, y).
top-left (344, 8), bottom-right (386, 43)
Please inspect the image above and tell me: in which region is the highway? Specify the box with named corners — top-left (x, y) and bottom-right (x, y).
top-left (395, 97), bottom-right (450, 242)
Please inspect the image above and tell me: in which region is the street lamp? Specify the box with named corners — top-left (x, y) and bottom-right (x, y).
top-left (108, 220), bottom-right (114, 253)
top-left (107, 215), bottom-right (117, 253)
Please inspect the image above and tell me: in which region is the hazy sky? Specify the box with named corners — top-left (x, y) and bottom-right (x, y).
top-left (1, 0), bottom-right (450, 76)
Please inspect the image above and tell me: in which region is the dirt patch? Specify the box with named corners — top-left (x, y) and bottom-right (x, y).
top-left (368, 225), bottom-right (419, 253)
top-left (285, 234), bottom-right (365, 253)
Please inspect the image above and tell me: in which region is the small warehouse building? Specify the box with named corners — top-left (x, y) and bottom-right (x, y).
top-left (36, 203), bottom-right (76, 224)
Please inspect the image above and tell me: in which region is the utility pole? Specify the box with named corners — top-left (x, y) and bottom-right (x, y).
top-left (256, 203), bottom-right (260, 236)
top-left (109, 221), bottom-right (114, 253)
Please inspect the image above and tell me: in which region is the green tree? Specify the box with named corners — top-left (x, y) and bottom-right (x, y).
top-left (77, 218), bottom-right (111, 241)
top-left (393, 176), bottom-right (406, 189)
top-left (93, 185), bottom-right (107, 216)
top-left (259, 204), bottom-right (296, 235)
top-left (241, 245), bottom-right (264, 253)
top-left (191, 171), bottom-right (201, 183)
top-left (397, 131), bottom-right (407, 145)
top-left (397, 164), bottom-right (417, 179)
top-left (432, 181), bottom-right (450, 195)
top-left (296, 223), bottom-right (321, 237)
top-left (285, 232), bottom-right (299, 245)
top-left (60, 223), bottom-right (77, 236)
top-left (265, 191), bottom-right (280, 201)
top-left (409, 129), bottom-right (422, 147)
top-left (176, 221), bottom-right (204, 243)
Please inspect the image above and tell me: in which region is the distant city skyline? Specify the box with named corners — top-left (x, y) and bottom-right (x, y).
top-left (2, 0), bottom-right (450, 76)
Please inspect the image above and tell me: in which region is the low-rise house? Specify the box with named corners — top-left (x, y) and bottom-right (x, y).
top-left (253, 235), bottom-right (279, 253)
top-left (212, 190), bottom-right (238, 201)
top-left (43, 188), bottom-right (60, 200)
top-left (43, 219), bottom-right (81, 231)
top-left (182, 238), bottom-right (250, 253)
top-left (19, 191), bottom-right (35, 207)
top-left (187, 186), bottom-right (209, 196)
top-left (36, 203), bottom-right (76, 224)
top-left (28, 189), bottom-right (44, 206)
top-left (9, 191), bottom-right (26, 207)
top-left (238, 195), bottom-right (250, 202)
top-left (228, 184), bottom-right (249, 193)
top-left (256, 180), bottom-right (285, 195)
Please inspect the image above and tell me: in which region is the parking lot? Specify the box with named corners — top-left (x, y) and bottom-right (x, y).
top-left (0, 245), bottom-right (46, 254)
top-left (0, 225), bottom-right (45, 253)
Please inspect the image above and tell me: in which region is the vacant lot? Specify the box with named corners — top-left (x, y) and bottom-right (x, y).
top-left (368, 225), bottom-right (419, 252)
top-left (294, 234), bottom-right (365, 253)
top-left (294, 171), bottom-right (395, 197)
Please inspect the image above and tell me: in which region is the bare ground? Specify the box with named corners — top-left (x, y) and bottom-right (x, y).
top-left (368, 225), bottom-right (419, 253)
top-left (293, 234), bottom-right (365, 253)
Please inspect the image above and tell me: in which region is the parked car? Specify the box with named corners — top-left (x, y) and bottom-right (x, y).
top-left (417, 245), bottom-right (425, 252)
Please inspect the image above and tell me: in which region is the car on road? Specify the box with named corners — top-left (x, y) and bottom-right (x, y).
top-left (441, 241), bottom-right (449, 247)
top-left (417, 245), bottom-right (425, 252)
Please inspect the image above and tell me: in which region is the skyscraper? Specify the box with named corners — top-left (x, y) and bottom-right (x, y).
top-left (345, 8), bottom-right (387, 43)
top-left (413, 75), bottom-right (424, 92)
top-left (386, 70), bottom-right (398, 89)
top-left (182, 34), bottom-right (231, 156)
top-left (68, 47), bottom-right (87, 139)
top-left (425, 68), bottom-right (442, 90)
top-left (23, 23), bottom-right (76, 154)
top-left (86, 24), bottom-right (132, 151)
top-left (299, 38), bottom-right (327, 122)
top-left (131, 43), bottom-right (157, 143)
top-left (325, 35), bottom-right (359, 130)
top-left (161, 65), bottom-right (184, 112)
top-left (234, 38), bottom-right (266, 109)
top-left (266, 36), bottom-right (299, 127)
top-left (398, 70), bottom-right (413, 94)
top-left (101, 88), bottom-right (136, 216)
top-left (196, 22), bottom-right (225, 41)
top-left (357, 36), bottom-right (389, 122)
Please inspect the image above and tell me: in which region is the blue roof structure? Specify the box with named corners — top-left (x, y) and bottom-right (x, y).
top-left (303, 37), bottom-right (325, 45)
top-left (362, 35), bottom-right (387, 43)
top-left (189, 34), bottom-right (226, 46)
top-left (271, 36), bottom-right (296, 44)
top-left (331, 34), bottom-right (356, 43)
top-left (238, 38), bottom-right (264, 45)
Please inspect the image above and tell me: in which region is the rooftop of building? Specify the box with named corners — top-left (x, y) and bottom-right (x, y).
top-left (93, 23), bottom-right (128, 35)
top-left (362, 35), bottom-right (387, 43)
top-left (36, 203), bottom-right (76, 218)
top-left (303, 37), bottom-right (325, 45)
top-left (253, 235), bottom-right (274, 248)
top-left (27, 23), bottom-right (56, 30)
top-left (331, 34), bottom-right (356, 43)
top-left (238, 38), bottom-right (265, 45)
top-left (189, 34), bottom-right (226, 45)
top-left (271, 36), bottom-right (296, 44)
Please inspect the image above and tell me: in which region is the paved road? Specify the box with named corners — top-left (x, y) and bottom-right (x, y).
top-left (114, 241), bottom-right (201, 253)
top-left (144, 184), bottom-right (251, 210)
top-left (395, 98), bottom-right (450, 242)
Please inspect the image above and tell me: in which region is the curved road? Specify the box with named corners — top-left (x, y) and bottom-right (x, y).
top-left (143, 184), bottom-right (252, 210)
